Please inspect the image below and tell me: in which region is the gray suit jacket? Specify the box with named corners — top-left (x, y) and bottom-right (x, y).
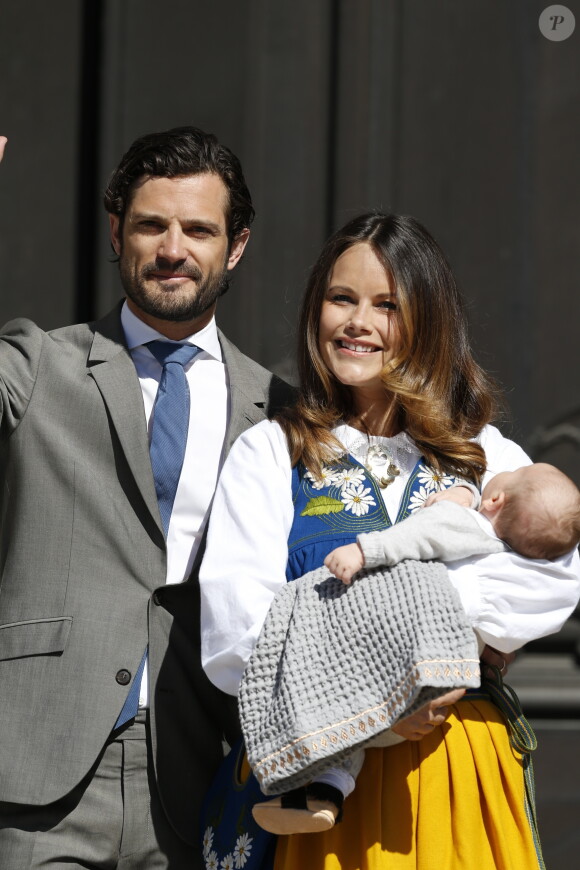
top-left (0, 303), bottom-right (293, 844)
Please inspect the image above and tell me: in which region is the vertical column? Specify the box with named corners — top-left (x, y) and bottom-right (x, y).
top-left (0, 0), bottom-right (83, 328)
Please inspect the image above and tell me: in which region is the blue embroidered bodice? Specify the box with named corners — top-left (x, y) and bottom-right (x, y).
top-left (201, 448), bottom-right (463, 869)
top-left (286, 453), bottom-right (459, 581)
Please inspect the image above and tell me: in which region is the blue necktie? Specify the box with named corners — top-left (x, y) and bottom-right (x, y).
top-left (114, 340), bottom-right (201, 729)
top-left (147, 341), bottom-right (202, 535)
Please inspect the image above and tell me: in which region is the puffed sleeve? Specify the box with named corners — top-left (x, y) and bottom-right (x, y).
top-left (447, 424), bottom-right (580, 652)
top-left (200, 420), bottom-right (294, 695)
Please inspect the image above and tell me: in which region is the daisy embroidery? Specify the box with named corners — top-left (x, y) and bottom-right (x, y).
top-left (417, 465), bottom-right (456, 493)
top-left (341, 483), bottom-right (376, 516)
top-left (205, 851), bottom-right (218, 870)
top-left (333, 467), bottom-right (366, 490)
top-left (203, 827), bottom-right (214, 858)
top-left (233, 833), bottom-right (253, 868)
top-left (220, 855), bottom-right (235, 870)
top-left (305, 466), bottom-right (339, 490)
top-left (408, 485), bottom-right (431, 513)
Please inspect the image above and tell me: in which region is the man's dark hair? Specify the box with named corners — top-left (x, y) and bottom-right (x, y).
top-left (103, 126), bottom-right (255, 242)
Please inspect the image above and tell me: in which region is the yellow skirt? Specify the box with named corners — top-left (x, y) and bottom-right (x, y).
top-left (274, 696), bottom-right (542, 870)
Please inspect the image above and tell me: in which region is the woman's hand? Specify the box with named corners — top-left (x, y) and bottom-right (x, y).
top-left (480, 644), bottom-right (515, 677)
top-left (391, 688), bottom-right (466, 740)
top-left (0, 137), bottom-right (7, 163)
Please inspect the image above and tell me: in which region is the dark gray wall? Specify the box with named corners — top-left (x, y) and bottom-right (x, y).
top-left (1, 0), bottom-right (578, 471)
top-left (0, 0), bottom-right (82, 326)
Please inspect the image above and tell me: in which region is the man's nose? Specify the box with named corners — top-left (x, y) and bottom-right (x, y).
top-left (158, 226), bottom-right (187, 262)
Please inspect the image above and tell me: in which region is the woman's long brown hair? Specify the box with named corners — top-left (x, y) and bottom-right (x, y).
top-left (276, 213), bottom-right (502, 484)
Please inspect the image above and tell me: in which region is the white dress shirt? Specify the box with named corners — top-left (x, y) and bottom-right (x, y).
top-left (121, 302), bottom-right (230, 707)
top-left (199, 420), bottom-right (580, 696)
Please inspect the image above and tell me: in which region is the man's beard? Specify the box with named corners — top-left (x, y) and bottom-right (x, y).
top-left (120, 258), bottom-right (230, 323)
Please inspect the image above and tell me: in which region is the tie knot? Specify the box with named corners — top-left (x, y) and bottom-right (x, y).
top-left (147, 340), bottom-right (201, 369)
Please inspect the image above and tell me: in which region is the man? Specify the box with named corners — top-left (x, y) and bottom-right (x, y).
top-left (0, 129), bottom-right (292, 868)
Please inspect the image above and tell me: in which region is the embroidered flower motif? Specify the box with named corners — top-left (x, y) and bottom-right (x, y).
top-left (203, 827), bottom-right (214, 858)
top-left (305, 466), bottom-right (339, 490)
top-left (408, 484), bottom-right (431, 512)
top-left (205, 851), bottom-right (218, 870)
top-left (233, 833), bottom-right (253, 868)
top-left (220, 854), bottom-right (235, 870)
top-left (333, 467), bottom-right (366, 490)
top-left (341, 483), bottom-right (376, 516)
top-left (417, 465), bottom-right (456, 493)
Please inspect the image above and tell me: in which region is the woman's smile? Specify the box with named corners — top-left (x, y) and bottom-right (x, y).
top-left (336, 339), bottom-right (381, 354)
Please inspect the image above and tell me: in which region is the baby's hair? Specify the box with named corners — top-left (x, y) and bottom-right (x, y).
top-left (495, 464), bottom-right (580, 560)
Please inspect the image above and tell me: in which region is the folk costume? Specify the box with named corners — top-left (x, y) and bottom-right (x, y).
top-left (200, 421), bottom-right (580, 870)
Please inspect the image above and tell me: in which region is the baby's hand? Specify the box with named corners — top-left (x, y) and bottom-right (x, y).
top-left (423, 486), bottom-right (474, 509)
top-left (324, 542), bottom-right (365, 585)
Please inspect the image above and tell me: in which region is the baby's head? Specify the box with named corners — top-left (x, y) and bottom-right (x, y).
top-left (480, 463), bottom-right (580, 560)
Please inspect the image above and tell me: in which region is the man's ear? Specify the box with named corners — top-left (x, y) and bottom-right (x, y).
top-left (226, 228), bottom-right (250, 271)
top-left (109, 214), bottom-right (122, 256)
top-left (480, 490), bottom-right (506, 516)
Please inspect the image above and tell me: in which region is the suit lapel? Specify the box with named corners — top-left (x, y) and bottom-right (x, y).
top-left (86, 317), bottom-right (271, 542)
top-left (218, 331), bottom-right (269, 452)
top-left (88, 305), bottom-right (163, 536)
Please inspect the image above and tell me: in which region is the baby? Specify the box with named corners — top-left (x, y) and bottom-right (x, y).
top-left (327, 462), bottom-right (580, 584)
top-left (252, 463), bottom-right (580, 835)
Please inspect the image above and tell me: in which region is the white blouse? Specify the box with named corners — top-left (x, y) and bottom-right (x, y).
top-left (200, 420), bottom-right (580, 696)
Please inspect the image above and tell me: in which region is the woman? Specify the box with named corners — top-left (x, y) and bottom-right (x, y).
top-left (200, 213), bottom-right (580, 870)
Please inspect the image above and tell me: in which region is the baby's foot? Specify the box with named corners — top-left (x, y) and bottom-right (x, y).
top-left (252, 783), bottom-right (343, 835)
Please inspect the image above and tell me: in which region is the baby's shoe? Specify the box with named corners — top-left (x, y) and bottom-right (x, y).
top-left (252, 783), bottom-right (343, 835)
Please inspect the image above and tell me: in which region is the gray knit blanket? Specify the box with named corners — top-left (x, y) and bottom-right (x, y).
top-left (239, 559), bottom-right (480, 795)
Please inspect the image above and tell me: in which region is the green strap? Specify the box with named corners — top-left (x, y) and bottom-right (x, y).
top-left (482, 667), bottom-right (545, 870)
top-left (483, 666), bottom-right (537, 754)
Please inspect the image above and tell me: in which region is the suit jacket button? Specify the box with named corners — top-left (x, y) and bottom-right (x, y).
top-left (116, 669), bottom-right (131, 685)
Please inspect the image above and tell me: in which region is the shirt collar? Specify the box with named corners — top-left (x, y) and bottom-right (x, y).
top-left (120, 300), bottom-right (223, 362)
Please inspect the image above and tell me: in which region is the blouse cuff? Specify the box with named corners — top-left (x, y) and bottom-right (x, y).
top-left (357, 532), bottom-right (387, 568)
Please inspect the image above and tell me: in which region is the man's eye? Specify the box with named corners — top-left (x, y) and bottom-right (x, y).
top-left (186, 226), bottom-right (213, 236)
